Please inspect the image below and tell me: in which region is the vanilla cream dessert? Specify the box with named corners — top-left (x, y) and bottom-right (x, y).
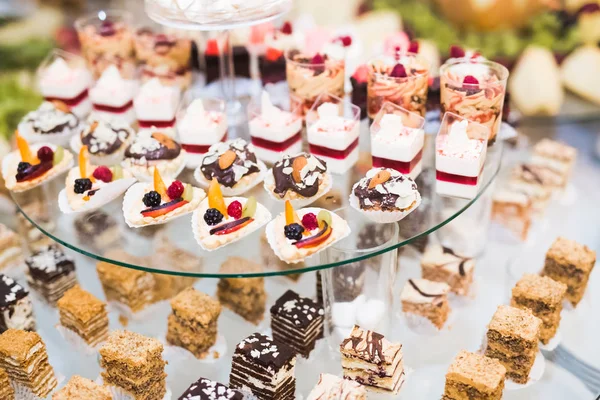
top-left (90, 65), bottom-right (138, 124)
top-left (133, 78), bottom-right (181, 128)
top-left (370, 112), bottom-right (424, 180)
top-left (249, 91), bottom-right (303, 164)
top-left (307, 102), bottom-right (360, 174)
top-left (38, 56), bottom-right (92, 118)
top-left (436, 119), bottom-right (487, 199)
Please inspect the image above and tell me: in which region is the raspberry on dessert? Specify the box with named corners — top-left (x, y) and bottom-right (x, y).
top-left (390, 63), bottom-right (408, 78)
top-left (206, 39), bottom-right (219, 56)
top-left (337, 35), bottom-right (352, 47)
top-left (37, 146), bottom-right (54, 163)
top-left (204, 208), bottom-right (224, 226)
top-left (284, 223), bottom-right (305, 241)
top-left (167, 180), bottom-right (185, 200)
top-left (92, 166), bottom-right (113, 183)
top-left (311, 53), bottom-right (325, 65)
top-left (227, 200), bottom-right (243, 220)
top-left (450, 45), bottom-right (466, 59)
top-left (301, 213), bottom-right (319, 231)
top-left (142, 190), bottom-right (162, 208)
top-left (74, 178), bottom-right (93, 194)
top-left (463, 75), bottom-right (480, 85)
top-left (17, 162), bottom-right (31, 174)
top-left (408, 41), bottom-right (419, 54)
top-left (266, 47), bottom-right (284, 61)
top-left (281, 21), bottom-right (293, 34)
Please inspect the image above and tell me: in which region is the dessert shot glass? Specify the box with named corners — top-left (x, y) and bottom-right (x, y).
top-left (319, 206), bottom-right (399, 352)
top-left (367, 52), bottom-right (429, 120)
top-left (75, 10), bottom-right (136, 79)
top-left (285, 51), bottom-right (345, 116)
top-left (440, 59), bottom-right (509, 144)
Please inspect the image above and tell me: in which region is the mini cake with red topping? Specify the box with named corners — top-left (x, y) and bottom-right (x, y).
top-left (248, 91), bottom-right (303, 164)
top-left (133, 78), bottom-right (181, 129)
top-left (18, 101), bottom-right (81, 146)
top-left (436, 114), bottom-right (488, 199)
top-left (204, 39), bottom-right (251, 85)
top-left (192, 179), bottom-right (271, 251)
top-left (177, 98), bottom-right (228, 168)
top-left (350, 65), bottom-right (368, 119)
top-left (74, 117), bottom-right (134, 166)
top-left (89, 65), bottom-right (138, 124)
top-left (306, 95), bottom-right (360, 174)
top-left (195, 138), bottom-right (267, 196)
top-left (259, 21), bottom-right (300, 85)
top-left (350, 168), bottom-right (421, 223)
top-left (266, 201), bottom-right (351, 264)
top-left (123, 127), bottom-right (186, 181)
top-left (263, 153), bottom-right (332, 208)
top-left (123, 168), bottom-right (204, 227)
top-left (2, 133), bottom-right (73, 193)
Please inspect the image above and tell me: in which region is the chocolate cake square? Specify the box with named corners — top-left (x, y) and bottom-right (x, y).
top-left (421, 245), bottom-right (475, 296)
top-left (25, 244), bottom-right (78, 305)
top-left (401, 278), bottom-right (451, 329)
top-left (443, 350), bottom-right (506, 400)
top-left (217, 257), bottom-right (266, 324)
top-left (57, 285), bottom-right (109, 347)
top-left (53, 375), bottom-right (112, 400)
top-left (179, 377), bottom-right (243, 400)
top-left (0, 274), bottom-right (35, 332)
top-left (74, 210), bottom-right (120, 251)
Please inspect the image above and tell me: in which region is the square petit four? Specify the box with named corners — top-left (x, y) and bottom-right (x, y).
top-left (89, 65), bottom-right (138, 124)
top-left (179, 377), bottom-right (243, 400)
top-left (177, 97), bottom-right (228, 168)
top-left (133, 78), bottom-right (181, 128)
top-left (401, 278), bottom-right (451, 329)
top-left (25, 244), bottom-right (78, 306)
top-left (0, 274), bottom-right (35, 332)
top-left (218, 257), bottom-right (266, 324)
top-left (229, 333), bottom-right (296, 400)
top-left (340, 325), bottom-right (405, 394)
top-left (307, 373), bottom-right (366, 400)
top-left (485, 305), bottom-right (541, 384)
top-left (57, 285), bottom-right (109, 347)
top-left (0, 224), bottom-right (23, 271)
top-left (370, 102), bottom-right (425, 180)
top-left (541, 237), bottom-right (596, 306)
top-left (248, 91), bottom-right (303, 164)
top-left (306, 95), bottom-right (360, 174)
top-left (491, 189), bottom-right (533, 241)
top-left (511, 163), bottom-right (565, 192)
top-left (53, 375), bottom-right (112, 400)
top-left (0, 367), bottom-right (14, 400)
top-left (443, 350), bottom-right (506, 400)
top-left (435, 114), bottom-right (488, 199)
top-left (421, 245), bottom-right (474, 296)
top-left (531, 138), bottom-right (577, 178)
top-left (37, 50), bottom-right (92, 118)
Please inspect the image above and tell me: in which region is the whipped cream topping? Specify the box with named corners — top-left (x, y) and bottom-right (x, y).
top-left (134, 78), bottom-right (180, 121)
top-left (179, 99), bottom-right (225, 130)
top-left (128, 129), bottom-right (163, 155)
top-left (438, 120), bottom-right (484, 159)
top-left (312, 102), bottom-right (355, 132)
top-left (81, 118), bottom-right (133, 155)
top-left (375, 113), bottom-right (422, 144)
top-left (264, 30), bottom-right (299, 51)
top-left (90, 65), bottom-right (138, 108)
top-left (256, 91), bottom-right (298, 127)
top-left (39, 57), bottom-right (91, 99)
top-left (21, 102), bottom-right (79, 134)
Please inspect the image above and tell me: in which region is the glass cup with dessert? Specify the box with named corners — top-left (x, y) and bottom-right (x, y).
top-left (366, 52), bottom-right (429, 120)
top-left (439, 59), bottom-right (509, 145)
top-left (285, 50), bottom-right (345, 116)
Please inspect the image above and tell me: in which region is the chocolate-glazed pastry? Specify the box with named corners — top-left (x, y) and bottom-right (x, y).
top-left (273, 153), bottom-right (327, 198)
top-left (125, 130), bottom-right (180, 161)
top-left (81, 118), bottom-right (133, 157)
top-left (21, 102), bottom-right (79, 135)
top-left (199, 139), bottom-right (261, 188)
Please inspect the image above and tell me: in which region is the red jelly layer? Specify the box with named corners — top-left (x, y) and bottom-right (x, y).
top-left (436, 170), bottom-right (480, 186)
top-left (250, 131), bottom-right (302, 152)
top-left (309, 138), bottom-right (359, 160)
top-left (138, 118), bottom-right (176, 129)
top-left (45, 89), bottom-right (89, 107)
top-left (372, 150), bottom-right (423, 174)
top-left (182, 133), bottom-right (228, 154)
top-left (92, 100), bottom-right (134, 114)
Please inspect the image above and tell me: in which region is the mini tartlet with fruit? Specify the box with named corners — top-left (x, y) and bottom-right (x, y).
top-left (123, 168), bottom-right (204, 228)
top-left (194, 138), bottom-right (267, 196)
top-left (192, 179), bottom-right (271, 251)
top-left (58, 146), bottom-right (136, 214)
top-left (2, 133), bottom-right (73, 193)
top-left (265, 201), bottom-right (350, 264)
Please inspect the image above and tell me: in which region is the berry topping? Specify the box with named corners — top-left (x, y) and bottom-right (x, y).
top-left (450, 45), bottom-right (465, 59)
top-left (390, 63), bottom-right (407, 78)
top-left (578, 3), bottom-right (600, 14)
top-left (408, 41), bottom-right (419, 53)
top-left (463, 75), bottom-right (479, 85)
top-left (281, 21), bottom-right (293, 34)
top-left (17, 162), bottom-right (31, 174)
top-left (311, 53), bottom-right (325, 65)
top-left (74, 178), bottom-right (93, 194)
top-left (142, 190), bottom-right (162, 207)
top-left (301, 213), bottom-right (319, 231)
top-left (93, 166), bottom-right (113, 183)
top-left (227, 200), bottom-right (243, 220)
top-left (37, 146), bottom-right (54, 163)
top-left (167, 180), bottom-right (184, 200)
top-left (204, 208), bottom-right (224, 226)
top-left (337, 35), bottom-right (352, 47)
top-left (206, 39), bottom-right (219, 56)
top-left (99, 21), bottom-right (116, 37)
top-left (284, 223), bottom-right (305, 241)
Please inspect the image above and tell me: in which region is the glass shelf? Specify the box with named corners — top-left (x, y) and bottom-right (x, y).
top-left (11, 121), bottom-right (503, 278)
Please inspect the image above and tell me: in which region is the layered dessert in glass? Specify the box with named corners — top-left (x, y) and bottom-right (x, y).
top-left (75, 10), bottom-right (136, 79)
top-left (370, 101), bottom-right (425, 180)
top-left (177, 97), bottom-right (227, 168)
top-left (258, 21), bottom-right (300, 85)
top-left (306, 93), bottom-right (360, 174)
top-left (248, 91), bottom-right (303, 164)
top-left (440, 59), bottom-right (508, 144)
top-left (286, 51), bottom-right (345, 116)
top-left (367, 52), bottom-right (429, 119)
top-left (134, 26), bottom-right (192, 89)
top-left (133, 78), bottom-right (181, 129)
top-left (435, 113), bottom-right (489, 199)
top-left (89, 65), bottom-right (138, 124)
top-left (36, 50), bottom-right (92, 119)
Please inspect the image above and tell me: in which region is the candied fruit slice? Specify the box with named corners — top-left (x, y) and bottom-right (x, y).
top-left (16, 132), bottom-right (37, 164)
top-left (208, 178), bottom-right (228, 218)
top-left (153, 168), bottom-right (168, 200)
top-left (79, 146), bottom-right (88, 178)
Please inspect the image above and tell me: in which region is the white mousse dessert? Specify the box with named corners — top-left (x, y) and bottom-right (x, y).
top-left (371, 113), bottom-right (424, 180)
top-left (38, 57), bottom-right (92, 118)
top-left (248, 91), bottom-right (303, 164)
top-left (133, 78), bottom-right (181, 129)
top-left (435, 119), bottom-right (487, 199)
top-left (90, 65), bottom-right (138, 124)
top-left (307, 102), bottom-right (360, 174)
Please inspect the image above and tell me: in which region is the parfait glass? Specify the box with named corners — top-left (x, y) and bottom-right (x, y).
top-left (440, 59), bottom-right (509, 144)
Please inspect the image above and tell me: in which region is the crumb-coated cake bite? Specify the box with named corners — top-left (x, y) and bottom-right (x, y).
top-left (0, 367), bottom-right (13, 400)
top-left (18, 101), bottom-right (80, 145)
top-left (307, 373), bottom-right (366, 400)
top-left (351, 168), bottom-right (421, 223)
top-left (511, 163), bottom-right (565, 191)
top-left (57, 285), bottom-right (108, 347)
top-left (178, 377), bottom-right (243, 400)
top-left (53, 375), bottom-right (112, 400)
top-left (77, 117), bottom-right (134, 165)
top-left (401, 278), bottom-right (451, 329)
top-left (0, 274), bottom-right (35, 332)
top-left (531, 138), bottom-right (577, 177)
top-left (421, 245), bottom-right (474, 296)
top-left (25, 244), bottom-right (77, 306)
top-left (217, 257), bottom-right (266, 324)
top-left (492, 189), bottom-right (533, 241)
top-left (443, 350), bottom-right (506, 400)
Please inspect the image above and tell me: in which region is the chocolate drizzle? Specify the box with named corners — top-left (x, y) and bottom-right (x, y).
top-left (441, 246), bottom-right (468, 276)
top-left (272, 153), bottom-right (327, 198)
top-left (200, 140), bottom-right (260, 188)
top-left (353, 172), bottom-right (417, 211)
top-left (341, 327), bottom-right (386, 364)
top-left (81, 120), bottom-right (131, 155)
top-left (519, 164), bottom-right (543, 185)
top-left (408, 279), bottom-right (442, 298)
